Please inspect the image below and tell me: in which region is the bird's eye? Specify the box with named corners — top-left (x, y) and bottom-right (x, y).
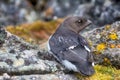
top-left (77, 19), bottom-right (82, 24)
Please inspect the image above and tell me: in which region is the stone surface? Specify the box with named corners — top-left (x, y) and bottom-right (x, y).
top-left (0, 27), bottom-right (7, 47)
top-left (0, 0), bottom-right (38, 26)
top-left (1, 0), bottom-right (120, 26)
top-left (1, 21), bottom-right (120, 79)
top-left (0, 28), bottom-right (79, 80)
top-left (0, 73), bottom-right (78, 80)
top-left (46, 0), bottom-right (120, 26)
top-left (82, 21), bottom-right (120, 68)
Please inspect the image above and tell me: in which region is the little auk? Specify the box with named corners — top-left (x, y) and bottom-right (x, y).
top-left (48, 16), bottom-right (95, 76)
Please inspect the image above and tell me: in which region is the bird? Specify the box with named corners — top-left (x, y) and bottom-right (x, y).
top-left (48, 16), bottom-right (95, 76)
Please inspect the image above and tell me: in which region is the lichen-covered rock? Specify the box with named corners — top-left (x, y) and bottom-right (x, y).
top-left (0, 28), bottom-right (79, 80)
top-left (0, 27), bottom-right (7, 47)
top-left (0, 73), bottom-right (78, 80)
top-left (82, 21), bottom-right (120, 68)
top-left (1, 22), bottom-right (120, 79)
top-left (0, 0), bottom-right (38, 26)
top-left (0, 30), bottom-right (60, 74)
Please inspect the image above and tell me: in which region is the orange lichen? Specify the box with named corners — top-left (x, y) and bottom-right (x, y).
top-left (45, 7), bottom-right (54, 16)
top-left (109, 44), bottom-right (116, 48)
top-left (116, 44), bottom-right (120, 48)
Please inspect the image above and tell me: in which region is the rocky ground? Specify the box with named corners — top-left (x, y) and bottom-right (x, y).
top-left (0, 27), bottom-right (80, 80)
top-left (82, 21), bottom-right (120, 69)
top-left (0, 0), bottom-right (120, 80)
top-left (0, 21), bottom-right (120, 80)
top-left (1, 0), bottom-right (120, 26)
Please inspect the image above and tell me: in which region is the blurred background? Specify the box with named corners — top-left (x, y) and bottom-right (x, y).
top-left (1, 0), bottom-right (120, 44)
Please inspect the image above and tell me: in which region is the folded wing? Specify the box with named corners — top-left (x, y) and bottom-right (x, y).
top-left (49, 33), bottom-right (95, 76)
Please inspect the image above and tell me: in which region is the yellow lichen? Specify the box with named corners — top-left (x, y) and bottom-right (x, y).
top-left (104, 58), bottom-right (111, 65)
top-left (76, 65), bottom-right (120, 80)
top-left (94, 51), bottom-right (102, 54)
top-left (96, 43), bottom-right (106, 52)
top-left (105, 25), bottom-right (111, 30)
top-left (88, 39), bottom-right (93, 46)
top-left (108, 32), bottom-right (118, 40)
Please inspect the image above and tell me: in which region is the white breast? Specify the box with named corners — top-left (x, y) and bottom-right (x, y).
top-left (62, 60), bottom-right (78, 72)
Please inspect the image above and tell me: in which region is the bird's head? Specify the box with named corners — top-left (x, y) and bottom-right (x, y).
top-left (63, 16), bottom-right (92, 33)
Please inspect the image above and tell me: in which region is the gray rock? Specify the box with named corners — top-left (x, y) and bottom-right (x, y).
top-left (0, 28), bottom-right (78, 80)
top-left (0, 73), bottom-right (78, 80)
top-left (0, 27), bottom-right (7, 47)
top-left (82, 21), bottom-right (120, 68)
top-left (0, 0), bottom-right (38, 26)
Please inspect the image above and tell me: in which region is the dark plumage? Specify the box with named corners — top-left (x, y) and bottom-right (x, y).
top-left (48, 16), bottom-right (95, 76)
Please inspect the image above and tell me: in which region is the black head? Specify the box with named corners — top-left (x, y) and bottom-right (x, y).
top-left (63, 16), bottom-right (92, 33)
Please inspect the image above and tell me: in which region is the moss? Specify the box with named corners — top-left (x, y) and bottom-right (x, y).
top-left (6, 19), bottom-right (64, 43)
top-left (76, 65), bottom-right (120, 80)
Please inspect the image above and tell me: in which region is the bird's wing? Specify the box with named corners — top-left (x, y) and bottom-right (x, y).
top-left (49, 34), bottom-right (94, 75)
top-left (78, 35), bottom-right (91, 52)
top-left (61, 46), bottom-right (94, 76)
top-left (49, 33), bottom-right (79, 55)
top-left (78, 35), bottom-right (94, 62)
top-left (50, 33), bottom-right (90, 56)
top-left (49, 33), bottom-right (80, 62)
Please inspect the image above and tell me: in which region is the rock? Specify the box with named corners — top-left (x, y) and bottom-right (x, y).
top-left (0, 73), bottom-right (78, 80)
top-left (74, 0), bottom-right (120, 26)
top-left (0, 0), bottom-right (120, 26)
top-left (0, 28), bottom-right (78, 80)
top-left (13, 58), bottom-right (25, 67)
top-left (40, 0), bottom-right (120, 26)
top-left (82, 21), bottom-right (120, 68)
top-left (3, 73), bottom-right (10, 80)
top-left (0, 27), bottom-right (7, 47)
top-left (0, 0), bottom-right (38, 26)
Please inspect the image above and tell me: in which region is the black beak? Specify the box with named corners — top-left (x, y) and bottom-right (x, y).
top-left (78, 19), bottom-right (92, 33)
top-left (87, 20), bottom-right (92, 26)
